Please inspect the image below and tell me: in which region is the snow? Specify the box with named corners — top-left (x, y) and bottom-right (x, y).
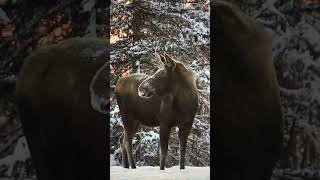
top-left (110, 154), bottom-right (117, 166)
top-left (0, 137), bottom-right (31, 177)
top-left (110, 166), bottom-right (210, 180)
top-left (110, 104), bottom-right (120, 117)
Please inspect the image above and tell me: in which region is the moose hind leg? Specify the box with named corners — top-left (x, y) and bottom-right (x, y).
top-left (123, 120), bottom-right (139, 169)
top-left (123, 130), bottom-right (136, 169)
top-left (160, 124), bottom-right (171, 170)
top-left (119, 133), bottom-right (129, 168)
top-left (18, 100), bottom-right (52, 179)
top-left (178, 125), bottom-right (192, 169)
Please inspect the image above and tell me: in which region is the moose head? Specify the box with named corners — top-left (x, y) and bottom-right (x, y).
top-left (137, 53), bottom-right (181, 98)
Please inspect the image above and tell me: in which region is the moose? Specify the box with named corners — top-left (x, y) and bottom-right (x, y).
top-left (213, 1), bottom-right (283, 180)
top-left (15, 38), bottom-right (109, 180)
top-left (115, 53), bottom-right (198, 170)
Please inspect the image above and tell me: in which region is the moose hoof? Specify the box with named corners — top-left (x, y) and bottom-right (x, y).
top-left (131, 166), bottom-right (136, 169)
top-left (160, 167), bottom-right (165, 170)
top-left (123, 165), bottom-right (129, 169)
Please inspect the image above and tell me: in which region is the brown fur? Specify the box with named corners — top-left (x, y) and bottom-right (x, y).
top-left (115, 54), bottom-right (198, 170)
top-left (213, 1), bottom-right (283, 180)
top-left (15, 38), bottom-right (108, 180)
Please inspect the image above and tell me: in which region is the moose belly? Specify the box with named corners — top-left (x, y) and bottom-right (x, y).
top-left (139, 116), bottom-right (159, 127)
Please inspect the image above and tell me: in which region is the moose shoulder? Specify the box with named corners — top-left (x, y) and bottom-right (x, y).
top-left (213, 1), bottom-right (283, 180)
top-left (115, 53), bottom-right (198, 170)
top-left (15, 38), bottom-right (108, 180)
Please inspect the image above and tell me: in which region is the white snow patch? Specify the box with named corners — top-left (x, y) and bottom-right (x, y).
top-left (110, 105), bottom-right (120, 117)
top-left (110, 154), bottom-right (117, 166)
top-left (110, 166), bottom-right (210, 180)
top-left (0, 137), bottom-right (31, 177)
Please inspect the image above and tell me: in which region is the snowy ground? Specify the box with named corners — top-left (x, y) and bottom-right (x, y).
top-left (110, 166), bottom-right (210, 180)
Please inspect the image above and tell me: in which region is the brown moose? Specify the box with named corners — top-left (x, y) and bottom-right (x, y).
top-left (115, 53), bottom-right (198, 170)
top-left (15, 38), bottom-right (109, 180)
top-left (213, 1), bottom-right (283, 180)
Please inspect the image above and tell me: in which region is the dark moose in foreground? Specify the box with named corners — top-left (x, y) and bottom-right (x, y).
top-left (213, 1), bottom-right (283, 180)
top-left (115, 53), bottom-right (198, 170)
top-left (16, 38), bottom-right (108, 180)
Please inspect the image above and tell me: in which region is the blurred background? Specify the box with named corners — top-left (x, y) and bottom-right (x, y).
top-left (227, 0), bottom-right (320, 179)
top-left (0, 0), bottom-right (108, 179)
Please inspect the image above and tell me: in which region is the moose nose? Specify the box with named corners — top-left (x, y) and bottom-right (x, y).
top-left (138, 86), bottom-right (148, 97)
top-left (138, 85), bottom-right (154, 98)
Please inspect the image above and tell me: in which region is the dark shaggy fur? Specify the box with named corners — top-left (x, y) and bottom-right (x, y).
top-left (15, 38), bottom-right (108, 180)
top-left (213, 1), bottom-right (283, 180)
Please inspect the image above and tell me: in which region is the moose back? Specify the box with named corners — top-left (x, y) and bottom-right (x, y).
top-left (115, 53), bottom-right (198, 170)
top-left (15, 38), bottom-right (109, 180)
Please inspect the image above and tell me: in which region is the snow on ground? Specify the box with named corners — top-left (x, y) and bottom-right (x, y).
top-left (0, 137), bottom-right (31, 177)
top-left (110, 166), bottom-right (210, 180)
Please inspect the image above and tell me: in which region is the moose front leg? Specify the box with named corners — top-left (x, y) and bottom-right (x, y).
top-left (159, 94), bottom-right (173, 170)
top-left (178, 124), bottom-right (192, 169)
top-left (159, 124), bottom-right (171, 170)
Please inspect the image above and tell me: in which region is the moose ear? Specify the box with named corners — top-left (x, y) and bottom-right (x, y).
top-left (163, 54), bottom-right (176, 70)
top-left (152, 53), bottom-right (164, 67)
top-left (159, 54), bottom-right (168, 64)
top-left (153, 52), bottom-right (161, 61)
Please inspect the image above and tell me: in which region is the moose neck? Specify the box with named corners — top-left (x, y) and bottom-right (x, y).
top-left (170, 65), bottom-right (198, 113)
top-left (173, 64), bottom-right (197, 91)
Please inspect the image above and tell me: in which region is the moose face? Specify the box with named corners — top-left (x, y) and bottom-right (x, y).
top-left (138, 53), bottom-right (177, 98)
